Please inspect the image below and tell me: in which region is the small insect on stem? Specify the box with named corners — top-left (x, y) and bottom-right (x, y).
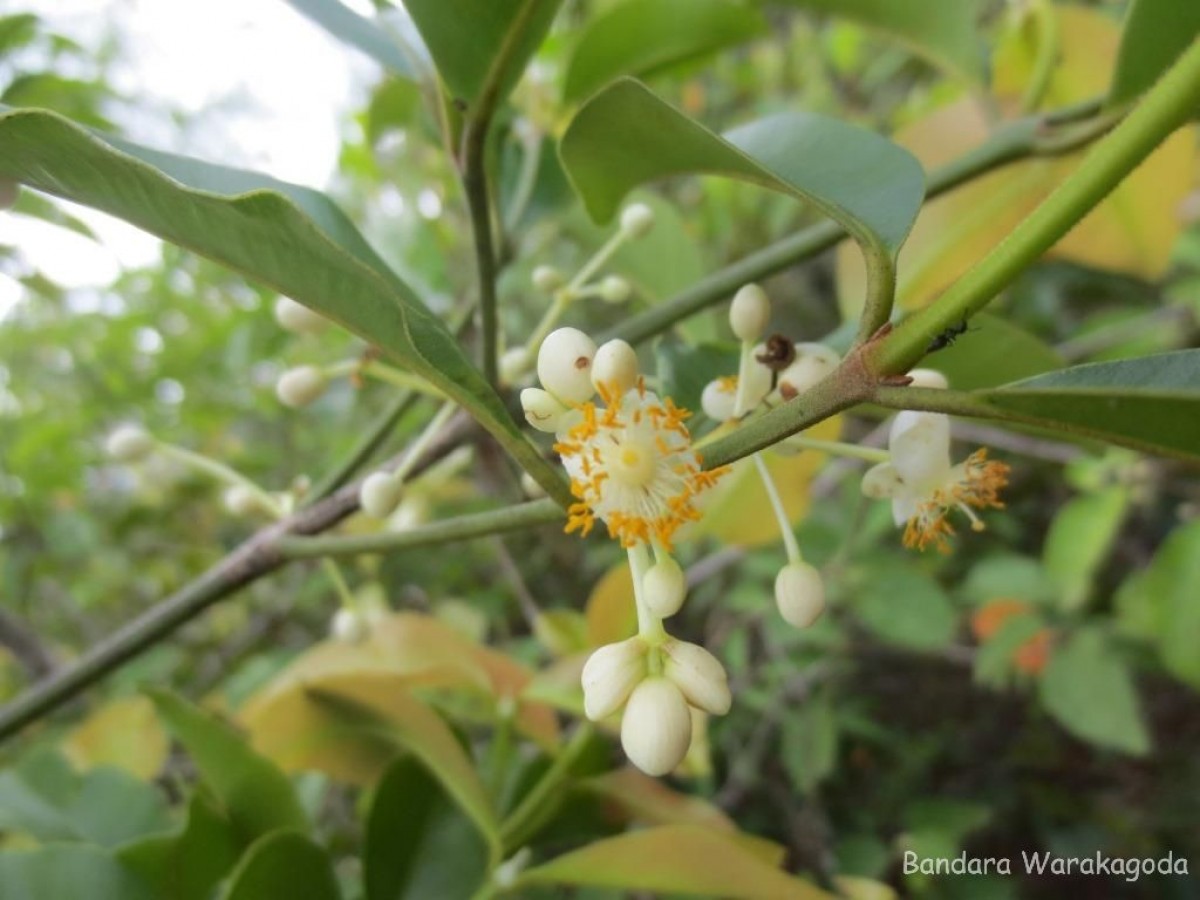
top-left (926, 319), bottom-right (970, 353)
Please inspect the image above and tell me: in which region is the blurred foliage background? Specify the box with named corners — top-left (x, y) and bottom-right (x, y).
top-left (1, 1), bottom-right (1199, 898)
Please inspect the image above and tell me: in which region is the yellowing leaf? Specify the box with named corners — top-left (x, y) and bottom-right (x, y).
top-left (838, 5), bottom-right (1196, 316)
top-left (583, 767), bottom-right (736, 832)
top-left (697, 415), bottom-right (842, 547)
top-left (585, 563), bottom-right (638, 647)
top-left (63, 696), bottom-right (168, 781)
top-left (241, 612), bottom-right (558, 752)
top-left (518, 824), bottom-right (830, 898)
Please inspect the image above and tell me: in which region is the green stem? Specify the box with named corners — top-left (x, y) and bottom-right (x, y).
top-left (500, 723), bottom-right (595, 850)
top-left (628, 543), bottom-right (665, 642)
top-left (752, 453), bottom-right (802, 565)
top-left (869, 38), bottom-right (1200, 375)
top-left (392, 401), bottom-right (459, 483)
top-left (306, 391), bottom-right (418, 503)
top-left (781, 435), bottom-right (889, 463)
top-left (321, 558), bottom-right (357, 609)
top-left (277, 499), bottom-right (563, 559)
top-left (157, 443), bottom-right (282, 516)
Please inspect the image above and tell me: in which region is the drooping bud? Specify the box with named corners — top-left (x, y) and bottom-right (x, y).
top-left (581, 636), bottom-right (648, 721)
top-left (591, 339), bottom-right (639, 395)
top-left (276, 365), bottom-right (328, 408)
top-left (620, 202), bottom-right (655, 238)
top-left (774, 562), bottom-right (826, 628)
top-left (499, 346), bottom-right (529, 386)
top-left (273, 297), bottom-right (328, 335)
top-left (908, 368), bottom-right (949, 389)
top-left (520, 387), bottom-right (569, 433)
top-left (620, 677), bottom-right (693, 776)
top-left (729, 284), bottom-right (770, 342)
top-left (536, 327), bottom-right (596, 404)
top-left (359, 471), bottom-right (403, 519)
top-left (701, 378), bottom-right (737, 422)
top-left (532, 265), bottom-right (564, 293)
top-left (661, 639), bottom-right (731, 715)
top-left (330, 607), bottom-right (370, 643)
top-left (643, 556), bottom-right (686, 619)
top-left (598, 275), bottom-right (631, 304)
top-left (105, 425), bottom-right (155, 462)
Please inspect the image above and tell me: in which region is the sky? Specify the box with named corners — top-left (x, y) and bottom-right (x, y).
top-left (0, 0), bottom-right (378, 319)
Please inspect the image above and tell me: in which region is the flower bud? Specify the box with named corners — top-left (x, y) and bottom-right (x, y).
top-left (360, 471), bottom-right (403, 519)
top-left (532, 265), bottom-right (564, 293)
top-left (273, 297), bottom-right (328, 335)
top-left (330, 608), bottom-right (370, 644)
top-left (774, 562), bottom-right (825, 628)
top-left (105, 425), bottom-right (155, 462)
top-left (620, 202), bottom-right (655, 238)
top-left (520, 387), bottom-right (569, 433)
top-left (776, 344), bottom-right (840, 400)
top-left (591, 339), bottom-right (639, 395)
top-left (701, 378), bottom-right (737, 422)
top-left (661, 639), bottom-right (731, 715)
top-left (499, 346), bottom-right (529, 386)
top-left (643, 556), bottom-right (686, 619)
top-left (520, 471), bottom-right (545, 498)
top-left (0, 179), bottom-right (18, 210)
top-left (729, 284), bottom-right (770, 342)
top-left (536, 327), bottom-right (596, 404)
top-left (581, 636), bottom-right (648, 721)
top-left (620, 677), bottom-right (692, 776)
top-left (276, 365), bottom-right (327, 408)
top-left (598, 275), bottom-right (631, 304)
top-left (908, 368), bottom-right (949, 389)
top-left (223, 484), bottom-right (266, 518)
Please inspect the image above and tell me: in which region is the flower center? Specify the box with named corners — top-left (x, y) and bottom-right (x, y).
top-left (606, 438), bottom-right (658, 487)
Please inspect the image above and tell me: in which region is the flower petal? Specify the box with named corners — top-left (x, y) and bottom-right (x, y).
top-left (889, 410), bottom-right (951, 485)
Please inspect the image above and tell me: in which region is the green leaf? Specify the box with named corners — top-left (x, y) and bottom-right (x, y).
top-left (0, 844), bottom-right (155, 900)
top-left (774, 0), bottom-right (985, 81)
top-left (364, 755), bottom-right (491, 900)
top-left (979, 350), bottom-right (1200, 463)
top-left (1115, 520), bottom-right (1200, 690)
top-left (147, 689), bottom-right (309, 844)
top-left (854, 559), bottom-right (957, 651)
top-left (1108, 0), bottom-right (1200, 107)
top-left (781, 693), bottom-right (839, 794)
top-left (118, 794), bottom-right (241, 900)
top-left (1039, 627), bottom-right (1150, 755)
top-left (921, 313), bottom-right (1062, 390)
top-left (902, 799), bottom-right (990, 861)
top-left (404, 0), bottom-right (562, 104)
top-left (0, 106), bottom-right (567, 501)
top-left (220, 832), bottom-right (341, 900)
top-left (563, 0), bottom-right (767, 103)
top-left (283, 0), bottom-right (417, 79)
top-left (0, 14), bottom-right (39, 54)
top-left (1042, 487), bottom-right (1127, 612)
top-left (559, 78), bottom-right (924, 312)
top-left (518, 825), bottom-right (829, 898)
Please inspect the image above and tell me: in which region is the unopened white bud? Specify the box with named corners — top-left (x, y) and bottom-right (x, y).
top-left (520, 387), bottom-right (569, 433)
top-left (777, 344), bottom-right (840, 399)
top-left (105, 425), bottom-right (155, 462)
top-left (742, 348), bottom-right (774, 410)
top-left (359, 471), bottom-right (403, 519)
top-left (223, 484), bottom-right (266, 518)
top-left (908, 368), bottom-right (949, 389)
top-left (520, 471), bottom-right (545, 497)
top-left (643, 556), bottom-right (686, 619)
top-left (499, 346), bottom-right (529, 386)
top-left (661, 639), bottom-right (731, 715)
top-left (536, 327), bottom-right (596, 405)
top-left (620, 202), bottom-right (655, 238)
top-left (701, 378), bottom-right (737, 422)
top-left (598, 275), bottom-right (631, 304)
top-left (620, 677), bottom-right (693, 776)
top-left (273, 297), bottom-right (328, 335)
top-left (774, 562), bottom-right (825, 628)
top-left (591, 339), bottom-right (639, 395)
top-left (581, 637), bottom-right (648, 721)
top-left (532, 265), bottom-right (564, 293)
top-left (331, 608), bottom-right (370, 643)
top-left (730, 284), bottom-right (770, 342)
top-left (276, 365), bottom-right (327, 408)
top-left (0, 179), bottom-right (18, 210)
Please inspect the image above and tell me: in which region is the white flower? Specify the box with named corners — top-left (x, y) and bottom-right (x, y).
top-left (532, 265), bottom-right (564, 293)
top-left (862, 410), bottom-right (1010, 553)
top-left (555, 376), bottom-right (728, 549)
top-left (223, 484), bottom-right (267, 518)
top-left (774, 562), bottom-right (825, 627)
top-left (776, 343), bottom-right (840, 400)
top-left (619, 677), bottom-right (692, 776)
top-left (729, 283), bottom-right (770, 342)
top-left (581, 637), bottom-right (647, 720)
top-left (591, 339), bottom-right (639, 395)
top-left (105, 425), bottom-right (154, 462)
top-left (598, 275), bottom-right (631, 304)
top-left (273, 297), bottom-right (328, 335)
top-left (536, 327), bottom-right (596, 405)
top-left (520, 387), bottom-right (569, 434)
top-left (642, 556), bottom-right (686, 619)
top-left (359, 471), bottom-right (403, 519)
top-left (660, 639), bottom-right (731, 715)
top-left (276, 365), bottom-right (328, 408)
top-left (620, 202), bottom-right (655, 238)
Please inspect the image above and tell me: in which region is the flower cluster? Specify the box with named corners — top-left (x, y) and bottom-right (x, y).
top-left (861, 370), bottom-right (1010, 553)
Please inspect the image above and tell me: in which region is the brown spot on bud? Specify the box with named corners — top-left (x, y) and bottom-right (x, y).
top-left (755, 333), bottom-right (795, 371)
top-left (779, 382), bottom-right (798, 400)
top-left (575, 355), bottom-right (590, 370)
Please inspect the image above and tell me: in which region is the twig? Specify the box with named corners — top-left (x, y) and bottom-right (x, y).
top-left (0, 608), bottom-right (57, 680)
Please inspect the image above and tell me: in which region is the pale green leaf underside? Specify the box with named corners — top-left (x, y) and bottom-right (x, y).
top-left (283, 0), bottom-right (417, 80)
top-left (981, 349), bottom-right (1200, 462)
top-left (0, 106), bottom-right (567, 501)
